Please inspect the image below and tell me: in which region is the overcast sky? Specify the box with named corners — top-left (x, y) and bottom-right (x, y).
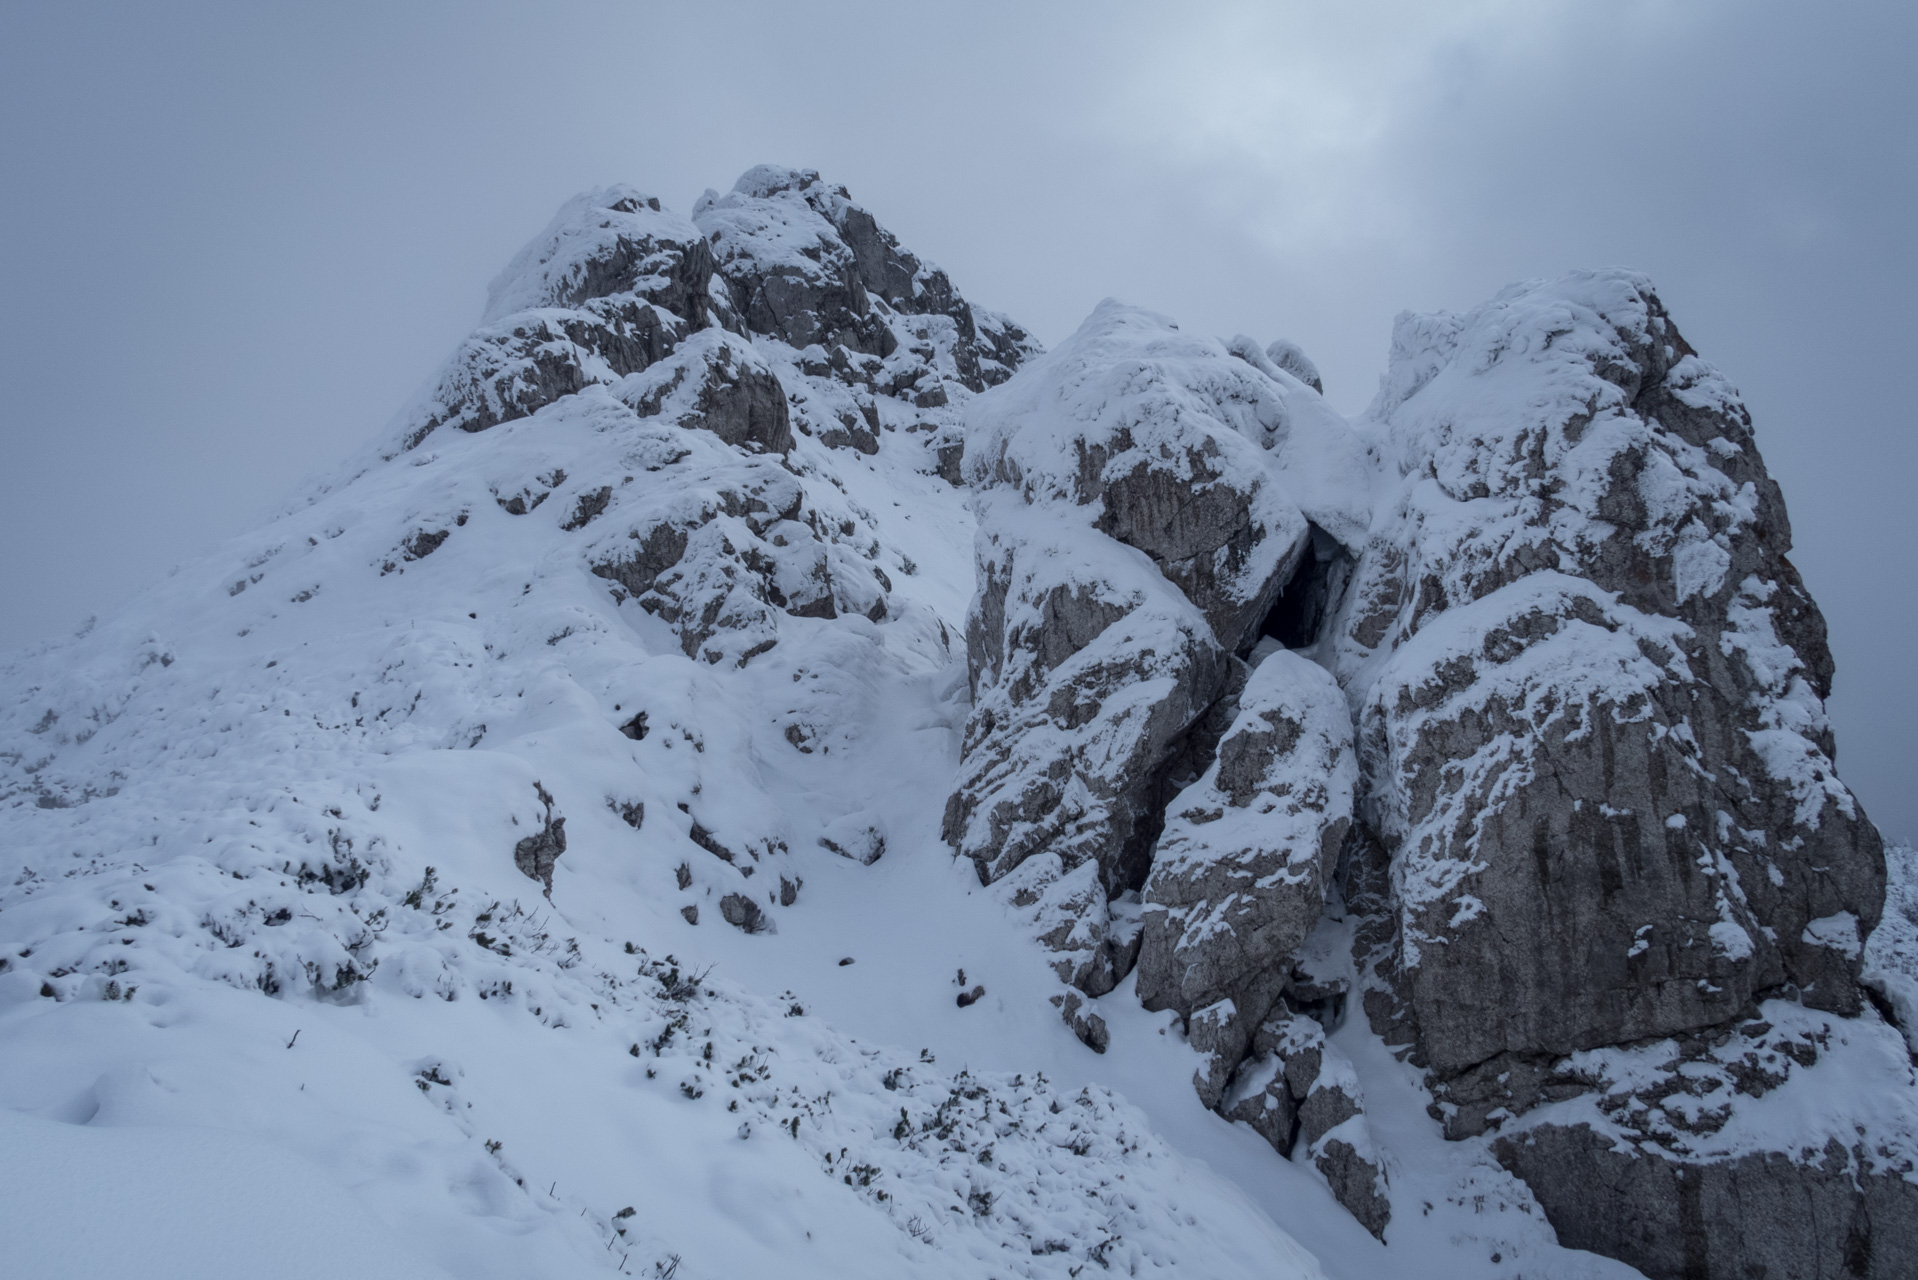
top-left (1, 0), bottom-right (1912, 838)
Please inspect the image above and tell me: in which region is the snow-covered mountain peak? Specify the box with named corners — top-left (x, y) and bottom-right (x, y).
top-left (481, 184), bottom-right (700, 325)
top-left (4, 178), bottom-right (1914, 1280)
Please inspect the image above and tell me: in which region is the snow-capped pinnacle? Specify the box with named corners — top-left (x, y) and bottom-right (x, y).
top-left (726, 163), bottom-right (825, 200)
top-left (482, 184), bottom-right (699, 325)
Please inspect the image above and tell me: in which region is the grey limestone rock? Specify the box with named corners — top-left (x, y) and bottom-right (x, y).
top-left (1337, 271), bottom-right (1884, 1077)
top-left (697, 166), bottom-right (895, 359)
top-left (1219, 1013), bottom-right (1391, 1240)
top-left (584, 454), bottom-right (848, 666)
top-left (1219, 1053), bottom-right (1296, 1152)
top-left (946, 304), bottom-right (1338, 1008)
top-left (1312, 1136), bottom-right (1391, 1243)
top-left (400, 187), bottom-right (717, 450)
top-left (1330, 269), bottom-right (1892, 1269)
top-left (1053, 988), bottom-right (1111, 1054)
top-left (694, 166), bottom-right (1038, 395)
top-left (512, 782), bottom-right (566, 895)
top-left (719, 892), bottom-right (769, 934)
top-left (623, 328), bottom-right (793, 455)
top-left (1494, 1125), bottom-right (1918, 1280)
top-left (1135, 649), bottom-right (1356, 1055)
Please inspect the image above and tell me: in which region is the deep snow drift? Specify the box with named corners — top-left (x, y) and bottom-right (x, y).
top-left (3, 169), bottom-right (1913, 1280)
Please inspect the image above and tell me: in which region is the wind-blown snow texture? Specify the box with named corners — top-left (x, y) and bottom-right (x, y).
top-left (3, 174), bottom-right (1912, 1280)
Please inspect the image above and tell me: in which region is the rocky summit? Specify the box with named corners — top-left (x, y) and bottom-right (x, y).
top-left (3, 168), bottom-right (1913, 1280)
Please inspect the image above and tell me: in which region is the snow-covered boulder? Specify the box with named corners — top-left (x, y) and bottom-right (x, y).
top-left (1134, 650), bottom-right (1355, 1062)
top-left (1220, 1012), bottom-right (1390, 1239)
top-left (619, 327), bottom-right (793, 455)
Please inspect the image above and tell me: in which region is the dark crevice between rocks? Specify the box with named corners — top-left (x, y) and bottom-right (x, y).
top-left (1084, 523), bottom-right (1356, 1006)
top-left (1092, 527), bottom-right (1334, 972)
top-left (1863, 982), bottom-right (1918, 1066)
top-left (1108, 656), bottom-right (1255, 903)
top-left (1072, 653), bottom-right (1257, 1009)
top-left (1250, 525), bottom-right (1354, 653)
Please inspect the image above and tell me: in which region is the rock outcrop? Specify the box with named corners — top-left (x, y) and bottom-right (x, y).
top-left (512, 782), bottom-right (567, 894)
top-left (943, 300), bottom-right (1395, 1226)
top-left (945, 302), bottom-right (1365, 1009)
top-left (1495, 1123), bottom-right (1918, 1280)
top-left (943, 271), bottom-right (1909, 1265)
top-left (1220, 1012), bottom-right (1390, 1238)
top-left (399, 187), bottom-right (717, 450)
top-left (696, 165), bottom-right (1036, 396)
top-left (1326, 269), bottom-right (1901, 1272)
top-left (364, 166), bottom-right (1049, 928)
top-left (1336, 269), bottom-right (1885, 1055)
top-left (621, 328), bottom-right (793, 455)
top-left (1135, 649), bottom-right (1356, 1073)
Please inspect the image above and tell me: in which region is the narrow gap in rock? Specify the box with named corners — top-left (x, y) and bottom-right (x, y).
top-left (1254, 525), bottom-right (1351, 652)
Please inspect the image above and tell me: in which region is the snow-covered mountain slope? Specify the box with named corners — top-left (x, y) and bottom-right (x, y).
top-left (0, 169), bottom-right (1324, 1280)
top-left (3, 169), bottom-right (1914, 1280)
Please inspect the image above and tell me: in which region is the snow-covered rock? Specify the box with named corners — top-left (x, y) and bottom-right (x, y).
top-left (695, 165), bottom-right (1038, 400)
top-left (1865, 843), bottom-right (1918, 1054)
top-left (399, 186), bottom-right (717, 450)
top-left (1331, 269), bottom-right (1903, 1274)
top-left (1490, 999), bottom-right (1918, 1280)
top-left (1134, 650), bottom-right (1356, 1070)
top-left (1220, 1012), bottom-right (1390, 1240)
top-left (1338, 270), bottom-right (1885, 1067)
top-left (1263, 338), bottom-right (1325, 395)
top-left (945, 304), bottom-right (1373, 1027)
top-left (4, 173), bottom-right (1910, 1280)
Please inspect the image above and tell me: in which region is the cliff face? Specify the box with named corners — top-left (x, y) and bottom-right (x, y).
top-left (1329, 274), bottom-right (1906, 1276)
top-left (2, 175), bottom-right (1911, 1280)
top-left (950, 272), bottom-right (1911, 1272)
